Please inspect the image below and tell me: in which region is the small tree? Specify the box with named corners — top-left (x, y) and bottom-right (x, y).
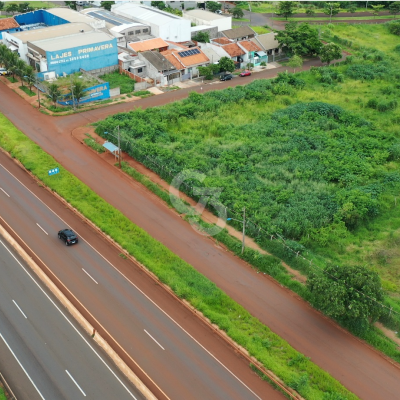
top-left (47, 83), bottom-right (62, 106)
top-left (15, 59), bottom-right (26, 86)
top-left (0, 2), bottom-right (4, 11)
top-left (100, 1), bottom-right (115, 11)
top-left (277, 1), bottom-right (296, 20)
top-left (198, 65), bottom-right (219, 80)
top-left (205, 1), bottom-right (221, 13)
top-left (231, 6), bottom-right (244, 19)
top-left (389, 2), bottom-right (400, 18)
top-left (71, 80), bottom-right (87, 108)
top-left (305, 8), bottom-right (316, 18)
top-left (151, 1), bottom-right (166, 10)
top-left (287, 54), bottom-right (303, 72)
top-left (388, 20), bottom-right (400, 35)
top-left (307, 264), bottom-right (384, 333)
top-left (218, 56), bottom-right (235, 73)
top-left (192, 31), bottom-right (210, 43)
top-left (371, 4), bottom-right (385, 18)
top-left (348, 3), bottom-right (358, 14)
top-left (324, 2), bottom-right (340, 23)
top-left (5, 3), bottom-right (18, 14)
top-left (18, 2), bottom-right (32, 13)
top-left (64, 1), bottom-right (77, 10)
top-left (319, 42), bottom-right (342, 65)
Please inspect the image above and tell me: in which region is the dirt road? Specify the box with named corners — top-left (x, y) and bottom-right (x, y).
top-left (1, 69), bottom-right (400, 399)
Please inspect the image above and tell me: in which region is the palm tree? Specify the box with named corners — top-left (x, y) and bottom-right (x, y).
top-left (47, 83), bottom-right (62, 106)
top-left (24, 66), bottom-right (36, 91)
top-left (15, 59), bottom-right (26, 86)
top-left (0, 44), bottom-right (8, 66)
top-left (71, 80), bottom-right (87, 108)
top-left (5, 52), bottom-right (18, 80)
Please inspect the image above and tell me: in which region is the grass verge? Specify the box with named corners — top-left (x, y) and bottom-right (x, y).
top-left (0, 113), bottom-right (357, 400)
top-left (19, 86), bottom-right (36, 97)
top-left (83, 134), bottom-right (105, 153)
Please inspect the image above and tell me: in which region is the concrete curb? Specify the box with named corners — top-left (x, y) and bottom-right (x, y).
top-left (0, 223), bottom-right (157, 400)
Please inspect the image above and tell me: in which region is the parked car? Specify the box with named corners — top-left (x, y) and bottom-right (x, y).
top-left (239, 70), bottom-right (252, 77)
top-left (0, 68), bottom-right (10, 76)
top-left (58, 229), bottom-right (79, 246)
top-left (220, 74), bottom-right (233, 81)
top-left (215, 10), bottom-right (222, 14)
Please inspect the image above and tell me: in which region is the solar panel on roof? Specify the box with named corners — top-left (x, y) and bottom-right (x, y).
top-left (178, 48), bottom-right (201, 57)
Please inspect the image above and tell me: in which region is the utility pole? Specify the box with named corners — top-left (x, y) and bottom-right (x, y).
top-left (70, 75), bottom-right (76, 111)
top-left (241, 207), bottom-right (246, 254)
top-left (117, 125), bottom-right (121, 169)
top-left (248, 2), bottom-right (252, 27)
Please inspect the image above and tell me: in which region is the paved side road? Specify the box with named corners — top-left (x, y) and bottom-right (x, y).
top-left (0, 236), bottom-right (144, 400)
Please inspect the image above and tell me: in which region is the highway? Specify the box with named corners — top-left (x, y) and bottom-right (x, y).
top-left (0, 235), bottom-right (144, 400)
top-left (0, 155), bottom-right (281, 399)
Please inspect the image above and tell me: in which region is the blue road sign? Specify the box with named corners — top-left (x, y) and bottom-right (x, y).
top-left (48, 167), bottom-right (60, 176)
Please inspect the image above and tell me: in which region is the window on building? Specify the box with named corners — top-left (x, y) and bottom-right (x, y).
top-left (274, 48), bottom-right (279, 54)
top-left (138, 68), bottom-right (143, 73)
top-left (135, 30), bottom-right (140, 34)
top-left (128, 31), bottom-right (133, 35)
top-left (143, 28), bottom-right (149, 33)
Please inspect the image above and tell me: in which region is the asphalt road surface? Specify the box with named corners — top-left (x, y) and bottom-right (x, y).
top-left (1, 69), bottom-right (400, 399)
top-left (0, 235), bottom-right (144, 400)
top-left (0, 157), bottom-right (280, 399)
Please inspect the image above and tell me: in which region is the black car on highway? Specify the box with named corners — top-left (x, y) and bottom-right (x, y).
top-left (58, 229), bottom-right (78, 246)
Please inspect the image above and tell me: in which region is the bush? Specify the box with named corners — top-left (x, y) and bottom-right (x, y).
top-left (346, 63), bottom-right (388, 80)
top-left (387, 20), bottom-right (400, 36)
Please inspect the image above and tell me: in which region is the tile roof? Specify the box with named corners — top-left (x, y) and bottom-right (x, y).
top-left (221, 43), bottom-right (245, 57)
top-left (129, 37), bottom-right (168, 52)
top-left (221, 26), bottom-right (256, 39)
top-left (161, 46), bottom-right (210, 69)
top-left (239, 40), bottom-right (261, 52)
top-left (0, 17), bottom-right (19, 31)
top-left (212, 37), bottom-right (231, 45)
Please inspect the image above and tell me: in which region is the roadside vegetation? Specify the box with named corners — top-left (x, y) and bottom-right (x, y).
top-left (0, 113), bottom-right (356, 400)
top-left (94, 22), bottom-right (400, 359)
top-left (99, 70), bottom-right (135, 94)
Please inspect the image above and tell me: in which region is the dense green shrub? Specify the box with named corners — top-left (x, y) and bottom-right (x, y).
top-left (387, 20), bottom-right (400, 36)
top-left (346, 63), bottom-right (388, 80)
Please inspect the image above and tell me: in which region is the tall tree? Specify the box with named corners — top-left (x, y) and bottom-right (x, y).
top-left (287, 54), bottom-right (303, 72)
top-left (205, 1), bottom-right (221, 13)
top-left (24, 66), bottom-right (36, 91)
top-left (0, 2), bottom-right (4, 11)
top-left (319, 42), bottom-right (342, 65)
top-left (5, 3), bottom-right (18, 14)
top-left (218, 56), bottom-right (235, 73)
top-left (276, 22), bottom-right (322, 56)
top-left (15, 59), bottom-right (26, 86)
top-left (277, 1), bottom-right (296, 20)
top-left (307, 264), bottom-right (384, 332)
top-left (18, 2), bottom-right (32, 13)
top-left (324, 2), bottom-right (340, 23)
top-left (389, 2), bottom-right (400, 18)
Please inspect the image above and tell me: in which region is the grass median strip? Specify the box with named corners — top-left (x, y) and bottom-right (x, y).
top-left (0, 113), bottom-right (357, 400)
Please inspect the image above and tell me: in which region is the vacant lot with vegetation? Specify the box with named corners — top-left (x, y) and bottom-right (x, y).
top-left (99, 70), bottom-right (135, 94)
top-left (95, 23), bottom-right (400, 343)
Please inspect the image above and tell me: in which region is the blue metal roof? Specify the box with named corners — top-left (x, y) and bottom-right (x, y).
top-left (103, 141), bottom-right (118, 153)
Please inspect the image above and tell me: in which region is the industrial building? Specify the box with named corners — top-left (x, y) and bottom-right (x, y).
top-left (2, 8), bottom-right (118, 77)
top-left (111, 3), bottom-right (191, 42)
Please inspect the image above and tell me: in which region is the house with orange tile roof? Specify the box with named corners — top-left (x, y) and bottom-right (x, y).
top-left (129, 37), bottom-right (169, 53)
top-left (238, 40), bottom-right (267, 66)
top-left (161, 46), bottom-right (210, 80)
top-left (0, 17), bottom-right (20, 40)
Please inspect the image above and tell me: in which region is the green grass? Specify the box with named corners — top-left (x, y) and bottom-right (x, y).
top-left (99, 70), bottom-right (135, 94)
top-left (83, 134), bottom-right (105, 153)
top-left (0, 113), bottom-right (357, 400)
top-left (133, 90), bottom-right (152, 98)
top-left (19, 85), bottom-right (36, 97)
top-left (0, 387), bottom-right (5, 400)
top-left (233, 17), bottom-right (250, 22)
top-left (7, 76), bottom-right (17, 83)
top-left (250, 26), bottom-right (271, 34)
top-left (273, 15), bottom-right (397, 21)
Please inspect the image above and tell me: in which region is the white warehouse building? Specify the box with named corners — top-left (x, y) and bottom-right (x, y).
top-left (111, 2), bottom-right (191, 42)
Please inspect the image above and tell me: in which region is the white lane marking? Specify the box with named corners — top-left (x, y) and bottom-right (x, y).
top-left (144, 330), bottom-right (165, 351)
top-left (0, 332), bottom-right (46, 400)
top-left (0, 187), bottom-right (10, 197)
top-left (0, 162), bottom-right (261, 400)
top-left (82, 269), bottom-right (98, 285)
top-left (0, 240), bottom-right (138, 400)
top-left (36, 223), bottom-right (48, 236)
top-left (12, 300), bottom-right (27, 319)
top-left (66, 370), bottom-right (86, 397)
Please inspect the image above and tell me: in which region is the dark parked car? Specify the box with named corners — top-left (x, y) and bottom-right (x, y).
top-left (239, 70), bottom-right (252, 77)
top-left (220, 74), bottom-right (233, 81)
top-left (58, 229), bottom-right (78, 246)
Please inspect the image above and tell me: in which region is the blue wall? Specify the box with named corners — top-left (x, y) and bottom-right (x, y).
top-left (58, 83), bottom-right (110, 105)
top-left (46, 38), bottom-right (118, 75)
top-left (0, 27), bottom-right (21, 40)
top-left (15, 10), bottom-right (68, 27)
